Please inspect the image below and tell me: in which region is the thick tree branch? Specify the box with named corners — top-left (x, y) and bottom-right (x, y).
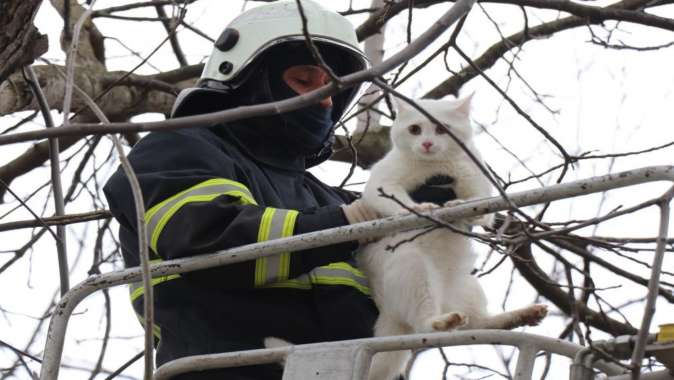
top-left (92, 0), bottom-right (197, 17)
top-left (512, 242), bottom-right (638, 336)
top-left (50, 0), bottom-right (106, 67)
top-left (0, 0), bottom-right (48, 85)
top-left (0, 64), bottom-right (180, 201)
top-left (154, 4), bottom-right (188, 67)
top-left (0, 0), bottom-right (477, 146)
top-left (357, 0), bottom-right (673, 41)
top-left (332, 128), bottom-right (392, 169)
top-left (424, 0), bottom-right (657, 98)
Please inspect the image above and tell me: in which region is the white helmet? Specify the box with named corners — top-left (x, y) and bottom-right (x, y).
top-left (171, 0), bottom-right (369, 119)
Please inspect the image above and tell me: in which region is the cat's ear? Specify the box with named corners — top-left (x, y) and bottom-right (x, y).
top-left (452, 92), bottom-right (474, 118)
top-left (392, 96), bottom-right (411, 114)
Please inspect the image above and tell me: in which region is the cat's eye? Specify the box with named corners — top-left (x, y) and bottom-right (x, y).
top-left (435, 125), bottom-right (449, 135)
top-left (408, 124), bottom-right (421, 135)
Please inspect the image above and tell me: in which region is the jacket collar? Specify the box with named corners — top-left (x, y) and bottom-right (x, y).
top-left (210, 120), bottom-right (306, 173)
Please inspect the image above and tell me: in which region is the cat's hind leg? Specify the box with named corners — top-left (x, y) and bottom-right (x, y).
top-left (429, 312), bottom-right (469, 332)
top-left (368, 315), bottom-right (411, 380)
top-left (467, 304), bottom-right (548, 330)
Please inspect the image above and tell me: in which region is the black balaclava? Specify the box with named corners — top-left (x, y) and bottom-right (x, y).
top-left (226, 43), bottom-right (354, 160)
top-left (267, 61), bottom-right (334, 156)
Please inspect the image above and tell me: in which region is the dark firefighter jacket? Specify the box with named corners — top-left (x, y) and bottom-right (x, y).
top-left (103, 121), bottom-right (378, 370)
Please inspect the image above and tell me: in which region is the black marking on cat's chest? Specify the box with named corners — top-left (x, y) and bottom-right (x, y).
top-left (409, 174), bottom-right (457, 206)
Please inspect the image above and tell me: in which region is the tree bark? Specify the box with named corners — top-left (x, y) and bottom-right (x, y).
top-left (512, 242), bottom-right (638, 336)
top-left (0, 0), bottom-right (49, 85)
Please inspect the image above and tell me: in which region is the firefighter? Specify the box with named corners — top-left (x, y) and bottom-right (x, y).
top-left (103, 1), bottom-right (379, 379)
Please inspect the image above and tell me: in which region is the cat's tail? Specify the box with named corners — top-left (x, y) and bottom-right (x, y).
top-left (263, 336), bottom-right (292, 349)
top-left (265, 337), bottom-right (410, 380)
top-left (368, 350), bottom-right (409, 380)
top-left (263, 336), bottom-right (292, 368)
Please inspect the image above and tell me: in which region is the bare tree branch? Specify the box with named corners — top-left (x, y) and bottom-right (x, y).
top-left (0, 0), bottom-right (48, 85)
top-left (0, 0), bottom-right (477, 146)
top-left (0, 210), bottom-right (111, 232)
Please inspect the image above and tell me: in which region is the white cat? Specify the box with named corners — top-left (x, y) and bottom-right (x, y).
top-left (357, 96), bottom-right (547, 380)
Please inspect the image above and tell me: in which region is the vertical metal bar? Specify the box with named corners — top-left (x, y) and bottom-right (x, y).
top-left (514, 344), bottom-right (539, 380)
top-left (629, 189), bottom-right (673, 379)
top-left (24, 66), bottom-right (70, 296)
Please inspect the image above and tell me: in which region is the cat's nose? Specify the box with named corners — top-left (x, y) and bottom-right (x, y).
top-left (422, 141), bottom-right (433, 151)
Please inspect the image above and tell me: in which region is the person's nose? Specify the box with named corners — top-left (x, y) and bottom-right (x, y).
top-left (306, 69), bottom-right (332, 108)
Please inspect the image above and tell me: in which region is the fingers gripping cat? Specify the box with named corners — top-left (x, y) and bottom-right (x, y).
top-left (356, 96), bottom-right (547, 380)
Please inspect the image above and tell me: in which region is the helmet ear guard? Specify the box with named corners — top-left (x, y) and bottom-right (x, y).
top-left (214, 28), bottom-right (240, 53)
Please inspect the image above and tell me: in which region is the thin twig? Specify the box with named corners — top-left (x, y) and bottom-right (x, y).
top-left (371, 77), bottom-right (544, 232)
top-left (154, 3), bottom-right (188, 67)
top-left (102, 351), bottom-right (144, 380)
top-left (62, 1), bottom-right (97, 127)
top-left (294, 0), bottom-right (342, 84)
top-left (64, 76), bottom-right (155, 380)
top-left (23, 65), bottom-right (70, 296)
top-left (0, 0), bottom-right (477, 145)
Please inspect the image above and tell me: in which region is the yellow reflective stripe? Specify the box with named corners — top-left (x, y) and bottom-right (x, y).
top-left (278, 210), bottom-right (298, 280)
top-left (129, 274), bottom-right (181, 302)
top-left (255, 208), bottom-right (276, 286)
top-left (265, 277), bottom-right (312, 290)
top-left (135, 312), bottom-right (162, 340)
top-left (321, 262), bottom-right (367, 279)
top-left (309, 262), bottom-right (371, 295)
top-left (310, 275), bottom-right (371, 296)
top-left (144, 178), bottom-right (256, 253)
top-left (128, 258), bottom-right (181, 302)
top-left (254, 208), bottom-right (298, 287)
top-left (262, 262), bottom-right (371, 296)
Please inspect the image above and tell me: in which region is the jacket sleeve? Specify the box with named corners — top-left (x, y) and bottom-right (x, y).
top-left (103, 130), bottom-right (357, 289)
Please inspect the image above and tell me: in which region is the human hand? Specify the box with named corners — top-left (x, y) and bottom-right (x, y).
top-left (341, 199), bottom-right (382, 245)
top-left (341, 199), bottom-right (381, 224)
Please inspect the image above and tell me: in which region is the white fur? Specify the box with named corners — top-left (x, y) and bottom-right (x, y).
top-left (357, 97), bottom-right (546, 380)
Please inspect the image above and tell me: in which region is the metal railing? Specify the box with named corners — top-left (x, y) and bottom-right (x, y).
top-left (38, 166), bottom-right (674, 379)
top-left (152, 330), bottom-right (627, 380)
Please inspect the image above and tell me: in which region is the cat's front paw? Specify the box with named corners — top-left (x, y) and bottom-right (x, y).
top-left (443, 199), bottom-right (493, 228)
top-left (431, 312), bottom-right (469, 331)
top-left (411, 202), bottom-right (438, 213)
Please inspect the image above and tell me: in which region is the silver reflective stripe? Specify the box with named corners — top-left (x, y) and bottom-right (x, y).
top-left (255, 208), bottom-right (297, 286)
top-left (264, 262), bottom-right (371, 296)
top-left (309, 265), bottom-right (370, 295)
top-left (260, 208), bottom-right (290, 284)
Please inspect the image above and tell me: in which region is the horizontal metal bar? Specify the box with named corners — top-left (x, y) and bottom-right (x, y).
top-left (153, 330), bottom-right (626, 380)
top-left (39, 165), bottom-right (674, 379)
top-left (609, 370), bottom-right (674, 380)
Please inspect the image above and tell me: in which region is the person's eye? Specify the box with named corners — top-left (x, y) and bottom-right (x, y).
top-left (408, 124), bottom-right (421, 135)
